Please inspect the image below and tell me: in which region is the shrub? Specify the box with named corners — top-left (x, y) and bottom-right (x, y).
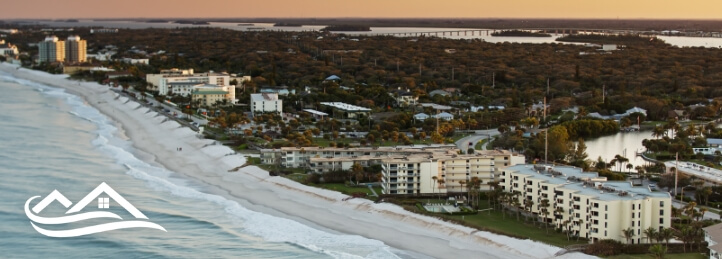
top-left (584, 239), bottom-right (623, 256)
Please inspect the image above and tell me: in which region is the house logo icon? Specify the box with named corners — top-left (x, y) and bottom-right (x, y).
top-left (24, 182), bottom-right (166, 237)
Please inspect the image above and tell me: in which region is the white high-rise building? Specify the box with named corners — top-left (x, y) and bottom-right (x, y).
top-left (250, 93), bottom-right (282, 117)
top-left (38, 36), bottom-right (65, 63)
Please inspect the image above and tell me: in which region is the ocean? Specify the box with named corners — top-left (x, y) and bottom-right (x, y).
top-left (0, 72), bottom-right (402, 258)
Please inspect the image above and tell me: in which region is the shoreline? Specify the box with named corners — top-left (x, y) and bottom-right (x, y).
top-left (0, 63), bottom-right (589, 259)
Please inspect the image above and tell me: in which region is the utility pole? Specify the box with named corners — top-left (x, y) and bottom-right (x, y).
top-left (397, 59), bottom-right (399, 73)
top-left (674, 152), bottom-right (679, 199)
top-left (544, 97), bottom-right (548, 165)
top-left (602, 84), bottom-right (606, 103)
top-left (492, 72), bottom-right (495, 88)
top-left (419, 64), bottom-right (422, 75)
top-left (546, 78), bottom-right (550, 95)
top-left (452, 67), bottom-right (455, 81)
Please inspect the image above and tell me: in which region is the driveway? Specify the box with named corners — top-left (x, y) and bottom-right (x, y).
top-left (455, 129), bottom-right (501, 151)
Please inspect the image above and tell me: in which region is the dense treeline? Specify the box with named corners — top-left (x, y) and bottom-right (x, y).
top-left (557, 119), bottom-right (619, 139)
top-left (5, 26), bottom-right (722, 130)
top-left (556, 34), bottom-right (666, 45)
top-left (491, 30), bottom-right (551, 37)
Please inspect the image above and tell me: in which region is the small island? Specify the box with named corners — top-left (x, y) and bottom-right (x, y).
top-left (174, 20), bottom-right (210, 25)
top-left (322, 25), bottom-right (371, 32)
top-left (146, 19), bottom-right (169, 23)
top-left (491, 30), bottom-right (551, 37)
top-left (556, 34), bottom-right (665, 45)
top-left (65, 19), bottom-right (79, 23)
top-left (237, 23), bottom-right (254, 26)
top-left (274, 22), bottom-right (302, 27)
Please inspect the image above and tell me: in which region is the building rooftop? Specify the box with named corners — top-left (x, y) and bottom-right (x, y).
top-left (507, 165), bottom-right (671, 201)
top-left (251, 93), bottom-right (279, 102)
top-left (303, 109), bottom-right (328, 116)
top-left (419, 103), bottom-right (453, 110)
top-left (320, 102), bottom-right (371, 112)
top-left (192, 90), bottom-right (228, 95)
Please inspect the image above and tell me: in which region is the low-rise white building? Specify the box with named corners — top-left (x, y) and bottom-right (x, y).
top-left (502, 165), bottom-right (671, 244)
top-left (251, 93), bottom-right (282, 117)
top-left (704, 223), bottom-right (722, 259)
top-left (146, 68), bottom-right (230, 95)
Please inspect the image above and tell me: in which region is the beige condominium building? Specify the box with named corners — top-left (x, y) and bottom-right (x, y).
top-left (191, 84), bottom-right (236, 107)
top-left (65, 35), bottom-right (87, 63)
top-left (260, 145), bottom-right (524, 195)
top-left (379, 150), bottom-right (523, 195)
top-left (146, 69), bottom-right (230, 95)
top-left (502, 164), bottom-right (671, 244)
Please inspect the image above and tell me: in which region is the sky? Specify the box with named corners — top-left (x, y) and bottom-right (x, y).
top-left (3, 0), bottom-right (721, 20)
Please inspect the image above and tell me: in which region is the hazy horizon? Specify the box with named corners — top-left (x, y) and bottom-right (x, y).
top-left (3, 0), bottom-right (721, 20)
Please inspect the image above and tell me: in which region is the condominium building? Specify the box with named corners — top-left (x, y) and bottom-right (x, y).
top-left (260, 145), bottom-right (456, 168)
top-left (250, 93), bottom-right (282, 117)
top-left (145, 69), bottom-right (230, 95)
top-left (0, 41), bottom-right (19, 57)
top-left (65, 36), bottom-right (87, 63)
top-left (502, 165), bottom-right (671, 244)
top-left (191, 84), bottom-right (236, 107)
top-left (380, 149), bottom-right (522, 195)
top-left (259, 146), bottom-right (523, 195)
top-left (38, 36), bottom-right (65, 62)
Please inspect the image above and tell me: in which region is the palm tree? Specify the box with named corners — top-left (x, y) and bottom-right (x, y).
top-left (652, 126), bottom-right (665, 139)
top-left (437, 179), bottom-right (445, 201)
top-left (431, 176), bottom-right (438, 199)
top-left (659, 228), bottom-right (674, 247)
top-left (648, 244), bottom-right (667, 259)
top-left (555, 206), bottom-right (565, 229)
top-left (512, 197), bottom-right (522, 221)
top-left (644, 227), bottom-right (658, 244)
top-left (622, 227), bottom-right (635, 244)
top-left (524, 199), bottom-right (535, 224)
top-left (540, 199), bottom-right (550, 233)
top-left (576, 219), bottom-right (584, 240)
top-left (675, 227), bottom-right (695, 252)
top-left (459, 180), bottom-right (466, 197)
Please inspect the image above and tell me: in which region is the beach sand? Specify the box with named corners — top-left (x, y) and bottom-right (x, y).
top-left (1, 63), bottom-right (595, 259)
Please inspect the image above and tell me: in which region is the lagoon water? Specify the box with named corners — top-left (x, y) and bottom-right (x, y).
top-left (25, 19), bottom-right (722, 48)
top-left (0, 72), bottom-right (403, 258)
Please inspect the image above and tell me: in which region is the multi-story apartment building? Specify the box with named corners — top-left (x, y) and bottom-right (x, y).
top-left (191, 84), bottom-right (236, 107)
top-left (260, 145), bottom-right (456, 169)
top-left (250, 93), bottom-right (282, 117)
top-left (65, 35), bottom-right (87, 63)
top-left (378, 150), bottom-right (521, 195)
top-left (260, 146), bottom-right (524, 195)
top-left (145, 69), bottom-right (230, 95)
top-left (38, 36), bottom-right (65, 62)
top-left (502, 164), bottom-right (671, 244)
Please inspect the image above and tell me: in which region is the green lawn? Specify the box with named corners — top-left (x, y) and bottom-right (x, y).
top-left (475, 139), bottom-right (488, 150)
top-left (435, 201), bottom-right (587, 247)
top-left (281, 175), bottom-right (383, 197)
top-left (606, 252), bottom-right (706, 259)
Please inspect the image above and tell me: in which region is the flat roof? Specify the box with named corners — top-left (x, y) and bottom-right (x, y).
top-left (507, 165), bottom-right (671, 201)
top-left (303, 109), bottom-right (328, 116)
top-left (192, 90), bottom-right (227, 95)
top-left (251, 93), bottom-right (279, 101)
top-left (320, 102), bottom-right (371, 112)
top-left (419, 103), bottom-right (452, 110)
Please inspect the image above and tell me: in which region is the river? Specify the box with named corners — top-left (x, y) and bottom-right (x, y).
top-left (16, 19), bottom-right (722, 48)
top-left (582, 130), bottom-right (654, 170)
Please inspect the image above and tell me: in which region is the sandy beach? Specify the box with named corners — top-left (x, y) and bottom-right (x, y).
top-left (0, 63), bottom-right (593, 259)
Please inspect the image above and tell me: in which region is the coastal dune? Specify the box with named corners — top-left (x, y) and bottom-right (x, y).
top-left (1, 63), bottom-right (594, 259)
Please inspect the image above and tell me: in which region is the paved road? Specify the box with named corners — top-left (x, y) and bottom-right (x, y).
top-left (454, 129), bottom-right (501, 152)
